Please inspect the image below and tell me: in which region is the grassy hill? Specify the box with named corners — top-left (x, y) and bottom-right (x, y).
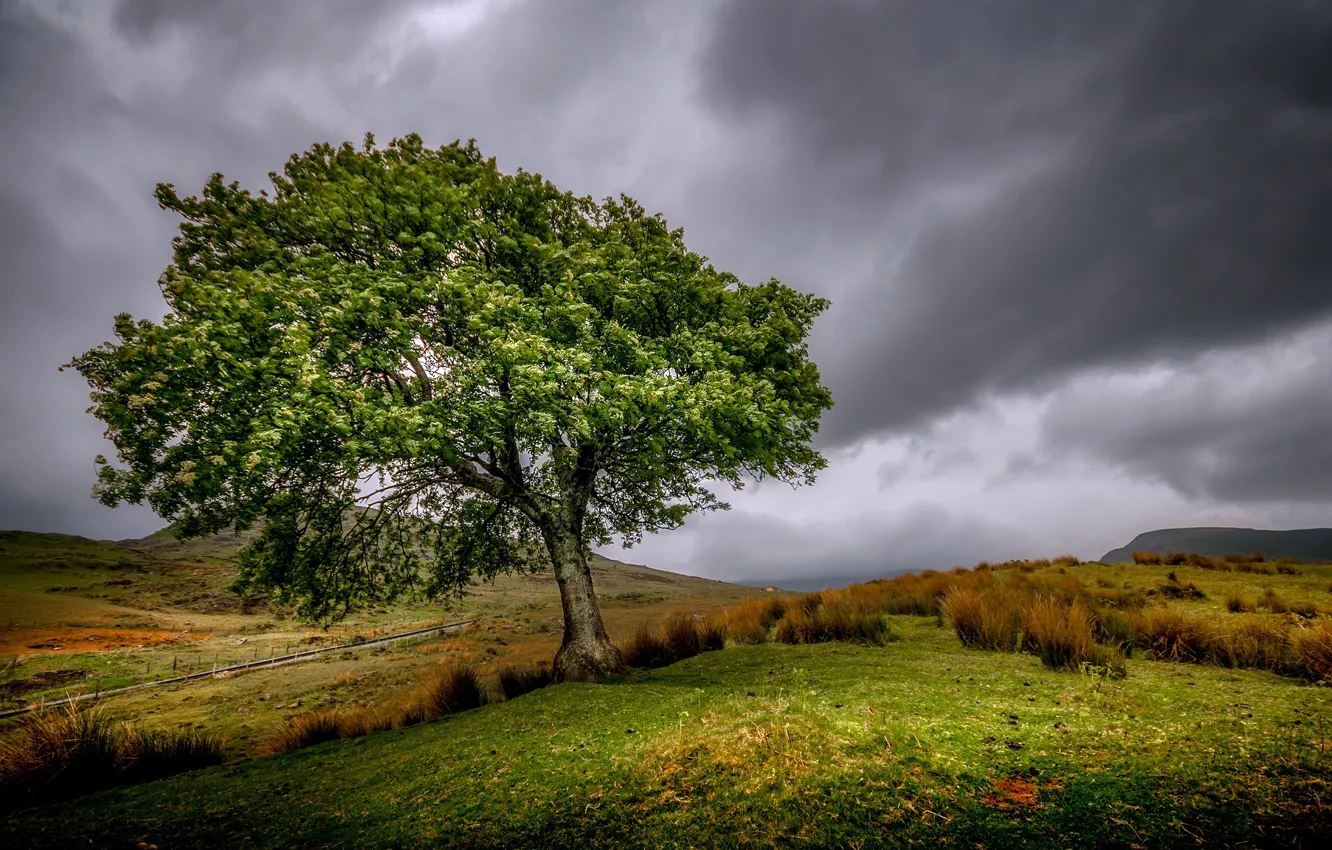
top-left (1101, 526), bottom-right (1332, 564)
top-left (3, 555), bottom-right (1331, 847)
top-left (0, 528), bottom-right (766, 753)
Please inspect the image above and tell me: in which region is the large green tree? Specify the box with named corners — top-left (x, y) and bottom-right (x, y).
top-left (69, 134), bottom-right (832, 680)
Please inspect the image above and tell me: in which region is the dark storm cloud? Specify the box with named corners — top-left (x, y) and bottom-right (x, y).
top-left (703, 0), bottom-right (1332, 446)
top-left (1038, 329), bottom-right (1332, 503)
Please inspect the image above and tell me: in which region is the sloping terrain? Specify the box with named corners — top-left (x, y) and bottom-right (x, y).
top-left (5, 614), bottom-right (1328, 848)
top-left (1101, 526), bottom-right (1332, 564)
top-left (0, 528), bottom-right (766, 752)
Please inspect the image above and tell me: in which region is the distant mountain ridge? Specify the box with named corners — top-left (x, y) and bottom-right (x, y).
top-left (1100, 527), bottom-right (1332, 564)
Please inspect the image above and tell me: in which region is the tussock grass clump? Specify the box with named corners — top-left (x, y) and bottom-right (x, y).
top-left (0, 703), bottom-right (120, 802)
top-left (1225, 594), bottom-right (1254, 613)
top-left (258, 709), bottom-right (342, 755)
top-left (1156, 578), bottom-right (1205, 600)
top-left (1133, 551), bottom-right (1163, 565)
top-left (1020, 598), bottom-right (1094, 670)
top-left (722, 598), bottom-right (786, 644)
top-left (0, 703), bottom-right (224, 805)
top-left (1275, 562), bottom-right (1302, 575)
top-left (662, 612), bottom-right (703, 659)
top-left (497, 662), bottom-right (555, 700)
top-left (417, 664), bottom-right (488, 716)
top-left (333, 703), bottom-right (412, 739)
top-left (1052, 554), bottom-right (1080, 567)
top-left (1236, 561), bottom-right (1274, 575)
top-left (1209, 617), bottom-right (1292, 672)
top-left (1261, 588), bottom-right (1290, 614)
top-left (1133, 607), bottom-right (1214, 663)
top-left (774, 596), bottom-right (891, 646)
top-left (794, 592), bottom-right (823, 616)
top-left (622, 612), bottom-right (726, 669)
top-left (1096, 610), bottom-right (1137, 656)
top-left (273, 662), bottom-right (497, 751)
top-left (1293, 619), bottom-right (1332, 681)
top-left (942, 587), bottom-right (1020, 651)
top-left (1289, 600), bottom-right (1318, 619)
top-left (621, 623), bottom-right (672, 669)
top-left (698, 618), bottom-right (727, 652)
top-left (1185, 552), bottom-right (1220, 569)
top-left (116, 727), bottom-right (223, 784)
top-left (846, 573), bottom-right (957, 616)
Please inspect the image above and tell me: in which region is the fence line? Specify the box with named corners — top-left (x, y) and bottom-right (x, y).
top-left (0, 619), bottom-right (475, 722)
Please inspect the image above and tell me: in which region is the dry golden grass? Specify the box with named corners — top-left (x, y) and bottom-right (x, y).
top-left (1225, 594), bottom-right (1254, 613)
top-left (621, 612), bottom-right (726, 669)
top-left (1261, 588), bottom-right (1290, 614)
top-left (1292, 619), bottom-right (1332, 681)
top-left (1132, 607), bottom-right (1214, 663)
top-left (1209, 617), bottom-right (1293, 671)
top-left (496, 662), bottom-right (555, 700)
top-left (0, 702), bottom-right (223, 804)
top-left (721, 598), bottom-right (786, 645)
top-left (415, 663), bottom-right (488, 716)
top-left (1019, 598), bottom-right (1097, 671)
top-left (0, 702), bottom-right (120, 801)
top-left (941, 587), bottom-right (1020, 651)
top-left (1133, 551), bottom-right (1163, 565)
top-left (620, 622), bottom-right (672, 669)
top-left (772, 596), bottom-right (891, 646)
top-left (255, 709), bottom-right (342, 755)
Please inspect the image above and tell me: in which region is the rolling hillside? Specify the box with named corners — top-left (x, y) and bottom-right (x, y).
top-left (0, 527), bottom-right (767, 750)
top-left (1101, 526), bottom-right (1332, 564)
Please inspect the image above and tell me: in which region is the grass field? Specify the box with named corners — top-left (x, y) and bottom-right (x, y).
top-left (2, 533), bottom-right (1331, 847)
top-left (0, 529), bottom-right (765, 755)
top-left (4, 617), bottom-right (1329, 848)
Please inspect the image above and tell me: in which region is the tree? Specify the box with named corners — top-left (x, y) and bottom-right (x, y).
top-left (68, 134), bottom-right (833, 681)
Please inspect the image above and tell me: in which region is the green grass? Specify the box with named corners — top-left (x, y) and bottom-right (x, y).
top-left (0, 528), bottom-right (767, 754)
top-left (5, 618), bottom-right (1328, 848)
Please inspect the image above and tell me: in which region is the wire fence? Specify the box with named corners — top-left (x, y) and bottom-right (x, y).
top-left (0, 618), bottom-right (475, 722)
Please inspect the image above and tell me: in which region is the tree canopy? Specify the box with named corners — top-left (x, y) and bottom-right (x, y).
top-left (69, 134), bottom-right (832, 677)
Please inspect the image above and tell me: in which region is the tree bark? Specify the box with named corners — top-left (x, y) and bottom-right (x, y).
top-left (543, 524), bottom-right (624, 682)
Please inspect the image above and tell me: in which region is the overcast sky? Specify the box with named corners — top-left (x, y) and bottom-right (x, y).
top-left (2, 0), bottom-right (1330, 588)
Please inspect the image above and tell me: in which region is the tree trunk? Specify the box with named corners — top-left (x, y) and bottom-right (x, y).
top-left (544, 525), bottom-right (624, 682)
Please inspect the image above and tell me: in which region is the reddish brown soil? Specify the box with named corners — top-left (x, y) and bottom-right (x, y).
top-left (0, 627), bottom-right (210, 656)
top-left (982, 777), bottom-right (1043, 810)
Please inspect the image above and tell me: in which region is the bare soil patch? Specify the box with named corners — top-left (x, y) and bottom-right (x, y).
top-left (0, 628), bottom-right (210, 656)
top-left (982, 777), bottom-right (1042, 811)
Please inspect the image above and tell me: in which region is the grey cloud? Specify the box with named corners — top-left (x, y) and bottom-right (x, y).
top-left (1039, 327), bottom-right (1332, 502)
top-left (703, 0), bottom-right (1332, 446)
top-left (673, 504), bottom-right (1034, 589)
top-left (0, 0), bottom-right (715, 537)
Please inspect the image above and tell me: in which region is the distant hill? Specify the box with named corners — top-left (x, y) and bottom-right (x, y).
top-left (1100, 527), bottom-right (1332, 564)
top-left (0, 525), bottom-right (762, 629)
